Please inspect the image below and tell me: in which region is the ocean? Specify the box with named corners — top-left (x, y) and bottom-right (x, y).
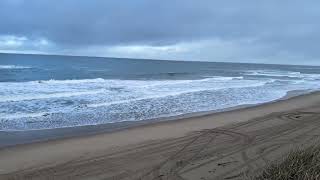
top-left (1, 53), bottom-right (320, 131)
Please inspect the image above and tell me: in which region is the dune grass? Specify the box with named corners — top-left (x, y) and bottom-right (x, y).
top-left (254, 145), bottom-right (320, 180)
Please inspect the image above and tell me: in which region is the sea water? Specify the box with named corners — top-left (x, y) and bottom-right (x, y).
top-left (1, 53), bottom-right (320, 130)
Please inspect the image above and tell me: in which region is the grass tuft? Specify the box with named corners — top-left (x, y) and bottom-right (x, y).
top-left (254, 146), bottom-right (320, 180)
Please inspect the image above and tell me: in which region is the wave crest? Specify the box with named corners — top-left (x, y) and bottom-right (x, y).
top-left (0, 65), bottom-right (31, 69)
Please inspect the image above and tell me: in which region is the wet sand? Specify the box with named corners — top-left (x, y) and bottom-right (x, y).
top-left (1, 91), bottom-right (320, 179)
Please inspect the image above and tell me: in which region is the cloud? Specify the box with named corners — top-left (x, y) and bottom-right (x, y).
top-left (0, 35), bottom-right (27, 47)
top-left (65, 38), bottom-right (278, 63)
top-left (0, 0), bottom-right (320, 65)
top-left (0, 35), bottom-right (52, 53)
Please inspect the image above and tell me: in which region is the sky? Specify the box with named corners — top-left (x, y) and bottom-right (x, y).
top-left (0, 0), bottom-right (320, 65)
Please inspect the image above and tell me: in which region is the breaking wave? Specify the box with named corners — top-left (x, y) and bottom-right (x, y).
top-left (1, 73), bottom-right (320, 131)
top-left (244, 70), bottom-right (320, 80)
top-left (0, 65), bottom-right (31, 69)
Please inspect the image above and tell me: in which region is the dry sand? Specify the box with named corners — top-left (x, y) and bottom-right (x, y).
top-left (1, 92), bottom-right (320, 180)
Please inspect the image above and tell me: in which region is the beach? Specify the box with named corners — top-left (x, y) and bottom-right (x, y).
top-left (0, 91), bottom-right (320, 179)
top-left (2, 1), bottom-right (320, 179)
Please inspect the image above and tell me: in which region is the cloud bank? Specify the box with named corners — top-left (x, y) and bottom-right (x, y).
top-left (0, 0), bottom-right (320, 65)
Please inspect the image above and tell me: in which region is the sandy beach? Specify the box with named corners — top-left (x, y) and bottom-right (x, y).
top-left (1, 91), bottom-right (320, 179)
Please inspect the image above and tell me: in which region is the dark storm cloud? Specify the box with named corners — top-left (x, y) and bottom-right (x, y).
top-left (1, 0), bottom-right (222, 46)
top-left (0, 0), bottom-right (320, 63)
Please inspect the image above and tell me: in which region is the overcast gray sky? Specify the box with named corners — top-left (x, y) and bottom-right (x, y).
top-left (0, 0), bottom-right (320, 65)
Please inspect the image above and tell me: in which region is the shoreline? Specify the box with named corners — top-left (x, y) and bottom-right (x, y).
top-left (1, 90), bottom-right (320, 179)
top-left (0, 89), bottom-right (314, 148)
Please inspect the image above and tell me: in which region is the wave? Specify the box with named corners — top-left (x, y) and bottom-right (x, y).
top-left (0, 65), bottom-right (31, 69)
top-left (244, 70), bottom-right (320, 80)
top-left (203, 76), bottom-right (244, 81)
top-left (87, 88), bottom-right (216, 108)
top-left (2, 76), bottom-right (320, 130)
top-left (34, 78), bottom-right (106, 84)
top-left (1, 76), bottom-right (244, 86)
top-left (244, 70), bottom-right (301, 77)
top-left (0, 89), bottom-right (105, 102)
top-left (88, 79), bottom-right (272, 108)
top-left (0, 112), bottom-right (48, 120)
top-left (0, 76), bottom-right (263, 104)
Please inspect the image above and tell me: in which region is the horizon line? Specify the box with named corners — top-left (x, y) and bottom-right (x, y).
top-left (0, 51), bottom-right (319, 67)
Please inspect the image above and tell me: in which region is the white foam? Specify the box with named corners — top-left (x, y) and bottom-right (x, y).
top-left (87, 88), bottom-right (211, 108)
top-left (0, 65), bottom-right (31, 69)
top-left (2, 74), bottom-right (319, 125)
top-left (0, 76), bottom-right (271, 122)
top-left (1, 72), bottom-right (320, 130)
top-left (0, 76), bottom-right (270, 104)
top-left (37, 78), bottom-right (106, 84)
top-left (244, 70), bottom-right (302, 77)
top-left (202, 76), bottom-right (244, 81)
top-left (0, 112), bottom-right (47, 120)
top-left (0, 76), bottom-right (243, 88)
top-left (245, 70), bottom-right (320, 80)
top-left (0, 89), bottom-right (105, 102)
top-left (87, 78), bottom-right (271, 108)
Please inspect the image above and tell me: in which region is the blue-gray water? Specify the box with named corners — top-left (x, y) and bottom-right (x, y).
top-left (1, 53), bottom-right (320, 131)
